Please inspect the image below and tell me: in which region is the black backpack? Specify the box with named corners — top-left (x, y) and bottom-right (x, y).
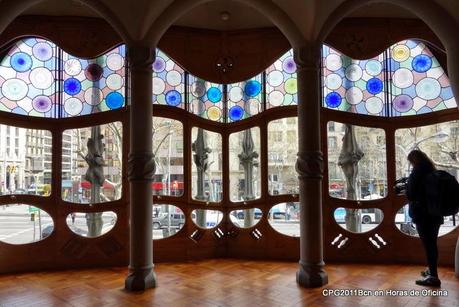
top-left (425, 170), bottom-right (459, 217)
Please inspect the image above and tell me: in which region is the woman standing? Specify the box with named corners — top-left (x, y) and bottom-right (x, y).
top-left (406, 149), bottom-right (443, 287)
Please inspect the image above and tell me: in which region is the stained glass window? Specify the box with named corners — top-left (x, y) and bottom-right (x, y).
top-left (62, 45), bottom-right (126, 117)
top-left (322, 45), bottom-right (387, 116)
top-left (265, 50), bottom-right (298, 109)
top-left (227, 75), bottom-right (262, 122)
top-left (188, 75), bottom-right (224, 122)
top-left (0, 38), bottom-right (58, 117)
top-left (152, 49), bottom-right (185, 109)
top-left (390, 40), bottom-right (457, 115)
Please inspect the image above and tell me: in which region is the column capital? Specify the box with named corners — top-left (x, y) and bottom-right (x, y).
top-left (293, 45), bottom-right (321, 72)
top-left (128, 152), bottom-right (155, 181)
top-left (127, 45), bottom-right (154, 72)
top-left (296, 151), bottom-right (324, 179)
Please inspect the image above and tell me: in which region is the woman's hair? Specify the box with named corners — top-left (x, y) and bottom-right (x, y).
top-left (407, 149), bottom-right (436, 170)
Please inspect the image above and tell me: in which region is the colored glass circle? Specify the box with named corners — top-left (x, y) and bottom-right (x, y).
top-left (284, 78), bottom-right (297, 94)
top-left (32, 96), bottom-right (52, 113)
top-left (152, 77), bottom-right (166, 95)
top-left (244, 80), bottom-right (262, 97)
top-left (10, 52), bottom-right (32, 72)
top-left (165, 90), bottom-right (182, 106)
top-left (207, 87), bottom-right (222, 103)
top-left (345, 64), bottom-right (363, 81)
top-left (106, 53), bottom-right (124, 71)
top-left (166, 70), bottom-right (181, 86)
top-left (229, 86), bottom-right (243, 102)
top-left (392, 44), bottom-right (410, 62)
top-left (1, 78), bottom-right (28, 101)
top-left (106, 74), bottom-right (124, 90)
top-left (416, 78), bottom-right (441, 100)
top-left (229, 105), bottom-right (244, 121)
top-left (32, 42), bottom-right (53, 61)
top-left (366, 78), bottom-right (383, 95)
top-left (393, 68), bottom-right (414, 89)
top-left (85, 63), bottom-right (103, 81)
top-left (106, 92), bottom-right (124, 109)
top-left (345, 87), bottom-right (363, 105)
top-left (393, 94), bottom-right (414, 113)
top-left (64, 59), bottom-right (82, 76)
top-left (282, 57), bottom-right (296, 73)
top-left (64, 97), bottom-right (83, 116)
top-left (268, 91), bottom-right (284, 106)
top-left (64, 78), bottom-right (82, 95)
top-left (84, 87), bottom-right (103, 105)
top-left (207, 106), bottom-right (222, 121)
top-left (29, 67), bottom-right (54, 90)
top-left (152, 57), bottom-right (166, 72)
top-left (325, 92), bottom-right (342, 108)
top-left (412, 54), bottom-right (432, 73)
top-left (325, 53), bottom-right (342, 71)
top-left (365, 97), bottom-right (383, 114)
top-left (325, 73), bottom-right (342, 90)
top-left (267, 70), bottom-right (284, 87)
top-left (365, 60), bottom-right (382, 76)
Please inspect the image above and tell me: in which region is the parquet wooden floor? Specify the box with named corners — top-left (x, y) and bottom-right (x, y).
top-left (0, 259), bottom-right (457, 307)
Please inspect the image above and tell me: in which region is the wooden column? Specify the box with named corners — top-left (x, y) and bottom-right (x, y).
top-left (125, 44), bottom-right (156, 291)
top-left (294, 44), bottom-right (328, 288)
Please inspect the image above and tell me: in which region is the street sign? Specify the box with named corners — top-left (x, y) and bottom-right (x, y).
top-left (28, 206), bottom-right (39, 213)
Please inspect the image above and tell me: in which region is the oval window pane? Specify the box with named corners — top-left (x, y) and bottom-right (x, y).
top-left (268, 202), bottom-right (300, 237)
top-left (62, 122), bottom-right (123, 204)
top-left (229, 208), bottom-right (261, 228)
top-left (395, 204), bottom-right (458, 237)
top-left (153, 204), bottom-right (185, 239)
top-left (65, 211), bottom-right (116, 237)
top-left (0, 204), bottom-right (53, 244)
top-left (334, 207), bottom-right (383, 233)
top-left (191, 209), bottom-right (223, 229)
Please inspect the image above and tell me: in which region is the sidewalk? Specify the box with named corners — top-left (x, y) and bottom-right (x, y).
top-left (0, 204), bottom-right (38, 216)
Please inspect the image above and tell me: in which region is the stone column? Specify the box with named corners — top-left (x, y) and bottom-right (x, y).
top-left (294, 44), bottom-right (328, 287)
top-left (125, 44), bottom-right (156, 291)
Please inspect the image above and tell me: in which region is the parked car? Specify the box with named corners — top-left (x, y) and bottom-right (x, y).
top-left (235, 209), bottom-right (262, 220)
top-left (153, 212), bottom-right (185, 230)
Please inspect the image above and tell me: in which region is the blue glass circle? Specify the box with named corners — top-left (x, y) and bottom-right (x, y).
top-left (412, 54), bottom-right (432, 73)
top-left (325, 92), bottom-right (342, 108)
top-left (366, 78), bottom-right (383, 95)
top-left (165, 90), bottom-right (182, 106)
top-left (10, 52), bottom-right (32, 72)
top-left (229, 105), bottom-right (244, 121)
top-left (207, 87), bottom-right (222, 103)
top-left (64, 78), bottom-right (82, 95)
top-left (106, 92), bottom-right (124, 109)
top-left (244, 80), bottom-right (262, 97)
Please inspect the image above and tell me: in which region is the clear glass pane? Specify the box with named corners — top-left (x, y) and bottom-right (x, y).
top-left (152, 204), bottom-right (185, 239)
top-left (191, 209), bottom-right (223, 229)
top-left (268, 202), bottom-right (300, 237)
top-left (152, 117), bottom-right (183, 196)
top-left (265, 50), bottom-right (298, 108)
top-left (191, 128), bottom-right (222, 203)
top-left (62, 122), bottom-right (123, 204)
top-left (267, 117), bottom-right (299, 195)
top-left (229, 208), bottom-right (261, 228)
top-left (229, 127), bottom-right (261, 202)
top-left (395, 204), bottom-right (458, 237)
top-left (334, 207), bottom-right (383, 233)
top-left (0, 204), bottom-right (53, 244)
top-left (327, 121), bottom-right (387, 200)
top-left (395, 121), bottom-right (454, 180)
top-left (0, 125), bottom-right (52, 196)
top-left (188, 75), bottom-right (224, 122)
top-left (65, 211), bottom-right (117, 237)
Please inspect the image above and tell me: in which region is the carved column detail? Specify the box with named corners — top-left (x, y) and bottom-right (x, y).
top-left (294, 44), bottom-right (328, 288)
top-left (125, 44), bottom-right (156, 291)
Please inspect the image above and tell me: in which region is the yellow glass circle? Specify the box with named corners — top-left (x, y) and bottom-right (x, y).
top-left (284, 78), bottom-right (297, 94)
top-left (392, 44), bottom-right (410, 62)
top-left (207, 106), bottom-right (222, 121)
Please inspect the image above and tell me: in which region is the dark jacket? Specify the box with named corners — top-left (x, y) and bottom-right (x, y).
top-left (406, 162), bottom-right (443, 225)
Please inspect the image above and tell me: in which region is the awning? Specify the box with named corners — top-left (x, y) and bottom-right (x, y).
top-left (151, 181), bottom-right (184, 190)
top-left (81, 181), bottom-right (114, 189)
